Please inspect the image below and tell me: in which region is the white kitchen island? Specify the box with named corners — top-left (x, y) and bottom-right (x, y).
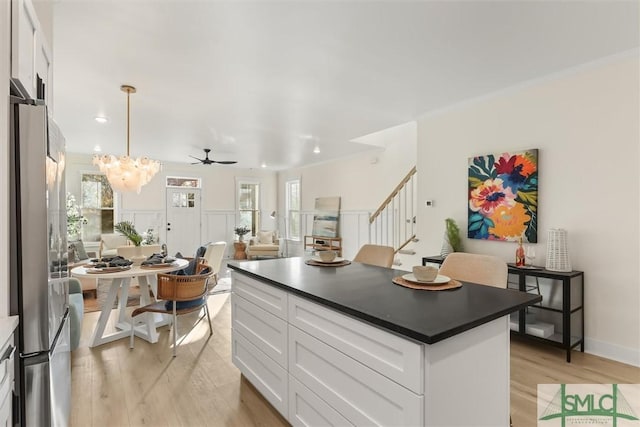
top-left (228, 257), bottom-right (540, 427)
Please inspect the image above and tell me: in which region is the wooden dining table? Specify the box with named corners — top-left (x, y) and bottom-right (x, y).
top-left (71, 259), bottom-right (189, 347)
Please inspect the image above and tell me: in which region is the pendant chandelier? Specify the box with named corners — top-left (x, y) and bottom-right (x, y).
top-left (92, 85), bottom-right (161, 193)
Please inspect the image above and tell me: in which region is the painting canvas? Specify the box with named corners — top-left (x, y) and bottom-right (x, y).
top-left (468, 149), bottom-right (538, 242)
top-left (312, 197), bottom-right (340, 237)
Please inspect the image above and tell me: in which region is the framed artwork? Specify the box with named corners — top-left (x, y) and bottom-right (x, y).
top-left (312, 196), bottom-right (340, 237)
top-left (468, 149), bottom-right (538, 242)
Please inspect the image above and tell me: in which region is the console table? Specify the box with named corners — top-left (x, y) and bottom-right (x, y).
top-left (422, 255), bottom-right (584, 362)
top-left (304, 235), bottom-right (342, 256)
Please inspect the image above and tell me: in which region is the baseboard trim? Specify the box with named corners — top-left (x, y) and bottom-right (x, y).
top-left (585, 337), bottom-right (640, 368)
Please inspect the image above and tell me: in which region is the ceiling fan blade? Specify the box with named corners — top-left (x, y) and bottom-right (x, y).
top-left (213, 160), bottom-right (237, 165)
top-left (189, 155), bottom-right (204, 162)
top-left (190, 161), bottom-right (202, 165)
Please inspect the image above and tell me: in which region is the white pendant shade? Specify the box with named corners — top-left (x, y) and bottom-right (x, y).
top-left (93, 85), bottom-right (160, 193)
top-left (92, 154), bottom-right (160, 193)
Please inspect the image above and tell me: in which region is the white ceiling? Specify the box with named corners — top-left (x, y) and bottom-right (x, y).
top-left (52, 1), bottom-right (639, 170)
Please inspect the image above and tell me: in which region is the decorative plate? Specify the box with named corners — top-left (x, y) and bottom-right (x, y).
top-left (86, 266), bottom-right (132, 274)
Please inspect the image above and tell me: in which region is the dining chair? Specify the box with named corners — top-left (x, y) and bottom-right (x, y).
top-left (129, 259), bottom-right (213, 357)
top-left (438, 252), bottom-right (508, 288)
top-left (352, 244), bottom-right (395, 268)
top-left (203, 241), bottom-right (227, 293)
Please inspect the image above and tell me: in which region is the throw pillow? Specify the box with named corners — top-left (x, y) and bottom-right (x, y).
top-left (258, 231), bottom-right (273, 244)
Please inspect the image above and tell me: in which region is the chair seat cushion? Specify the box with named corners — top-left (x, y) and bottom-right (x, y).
top-left (164, 297), bottom-right (205, 311)
top-left (249, 244), bottom-right (279, 251)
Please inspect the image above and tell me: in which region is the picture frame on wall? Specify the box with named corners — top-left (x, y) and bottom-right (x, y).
top-left (312, 196), bottom-right (340, 237)
top-left (468, 148), bottom-right (538, 243)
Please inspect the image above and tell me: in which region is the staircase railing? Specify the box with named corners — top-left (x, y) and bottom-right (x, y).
top-left (369, 166), bottom-right (417, 254)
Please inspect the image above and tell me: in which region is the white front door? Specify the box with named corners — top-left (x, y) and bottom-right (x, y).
top-left (165, 188), bottom-right (202, 256)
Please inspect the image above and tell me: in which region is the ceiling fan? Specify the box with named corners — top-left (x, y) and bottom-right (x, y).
top-left (189, 148), bottom-right (237, 165)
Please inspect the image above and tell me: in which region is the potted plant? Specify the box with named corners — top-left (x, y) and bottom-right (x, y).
top-left (441, 218), bottom-right (462, 257)
top-left (114, 221), bottom-right (143, 246)
top-left (234, 225), bottom-right (250, 242)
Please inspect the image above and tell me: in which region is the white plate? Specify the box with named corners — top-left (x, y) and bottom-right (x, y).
top-left (311, 256), bottom-right (345, 264)
top-left (402, 273), bottom-right (450, 285)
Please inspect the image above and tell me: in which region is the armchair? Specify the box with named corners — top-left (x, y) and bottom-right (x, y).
top-left (246, 230), bottom-right (280, 259)
top-left (99, 233), bottom-right (130, 257)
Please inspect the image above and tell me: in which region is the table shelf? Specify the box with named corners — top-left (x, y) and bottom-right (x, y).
top-left (304, 236), bottom-right (342, 257)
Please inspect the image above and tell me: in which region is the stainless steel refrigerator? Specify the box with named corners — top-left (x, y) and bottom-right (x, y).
top-left (9, 94), bottom-right (71, 426)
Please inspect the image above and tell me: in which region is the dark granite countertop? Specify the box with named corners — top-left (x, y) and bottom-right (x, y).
top-left (228, 257), bottom-right (542, 345)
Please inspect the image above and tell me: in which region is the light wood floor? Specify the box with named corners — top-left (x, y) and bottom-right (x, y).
top-left (72, 294), bottom-right (640, 427)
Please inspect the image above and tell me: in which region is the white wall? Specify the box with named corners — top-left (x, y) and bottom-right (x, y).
top-left (1, 0), bottom-right (11, 316)
top-left (415, 54), bottom-right (640, 366)
top-left (278, 122), bottom-right (417, 259)
top-left (65, 153), bottom-right (278, 249)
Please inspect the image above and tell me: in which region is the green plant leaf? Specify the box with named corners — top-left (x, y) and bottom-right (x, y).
top-left (114, 221), bottom-right (142, 246)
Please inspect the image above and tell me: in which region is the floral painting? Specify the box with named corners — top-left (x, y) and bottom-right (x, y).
top-left (468, 149), bottom-right (538, 242)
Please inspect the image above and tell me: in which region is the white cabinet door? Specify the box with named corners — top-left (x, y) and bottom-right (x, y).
top-left (11, 0), bottom-right (39, 98)
top-left (288, 377), bottom-right (353, 427)
top-left (232, 330), bottom-right (288, 418)
top-left (232, 293), bottom-right (288, 368)
top-left (231, 273), bottom-right (288, 320)
top-left (289, 326), bottom-right (423, 427)
top-left (289, 294), bottom-right (423, 394)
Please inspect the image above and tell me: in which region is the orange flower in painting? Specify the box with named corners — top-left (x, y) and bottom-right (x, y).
top-left (514, 154), bottom-right (536, 178)
top-left (469, 178), bottom-right (516, 215)
top-left (489, 203), bottom-right (528, 238)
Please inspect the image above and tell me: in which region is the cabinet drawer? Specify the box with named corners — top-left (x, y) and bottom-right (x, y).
top-left (289, 294), bottom-right (423, 394)
top-left (289, 326), bottom-right (423, 427)
top-left (232, 273), bottom-right (288, 320)
top-left (289, 376), bottom-right (353, 427)
top-left (232, 294), bottom-right (287, 368)
top-left (232, 330), bottom-right (288, 418)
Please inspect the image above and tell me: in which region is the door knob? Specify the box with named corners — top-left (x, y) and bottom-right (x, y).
top-left (167, 227), bottom-right (171, 231)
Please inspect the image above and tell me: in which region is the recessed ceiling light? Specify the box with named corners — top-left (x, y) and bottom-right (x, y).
top-left (94, 116), bottom-right (109, 124)
top-left (261, 162), bottom-right (267, 168)
top-left (93, 145), bottom-right (102, 152)
top-left (313, 145), bottom-right (320, 154)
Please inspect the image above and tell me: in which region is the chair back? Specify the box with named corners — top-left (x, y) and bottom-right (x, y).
top-left (439, 253), bottom-right (507, 288)
top-left (353, 244), bottom-right (395, 268)
top-left (157, 262), bottom-right (210, 302)
top-left (203, 241), bottom-right (227, 276)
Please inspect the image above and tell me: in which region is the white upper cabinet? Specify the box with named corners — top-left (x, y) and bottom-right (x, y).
top-left (11, 0), bottom-right (52, 108)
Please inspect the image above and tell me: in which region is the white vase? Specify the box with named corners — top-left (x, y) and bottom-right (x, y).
top-left (440, 232), bottom-right (453, 258)
top-left (131, 246), bottom-right (146, 266)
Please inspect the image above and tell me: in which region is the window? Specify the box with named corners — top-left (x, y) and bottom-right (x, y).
top-left (237, 180), bottom-right (260, 235)
top-left (166, 176), bottom-right (201, 188)
top-left (286, 179), bottom-right (300, 240)
top-left (81, 173), bottom-right (114, 241)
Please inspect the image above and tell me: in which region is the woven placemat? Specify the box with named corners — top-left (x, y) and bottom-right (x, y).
top-left (392, 276), bottom-right (462, 291)
top-left (305, 259), bottom-right (352, 267)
